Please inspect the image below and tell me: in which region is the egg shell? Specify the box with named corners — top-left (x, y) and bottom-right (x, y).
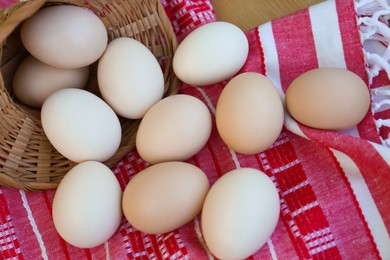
top-left (41, 88), bottom-right (121, 163)
top-left (201, 168), bottom-right (280, 260)
top-left (12, 55), bottom-right (89, 108)
top-left (136, 94), bottom-right (212, 164)
top-left (20, 5), bottom-right (107, 69)
top-left (98, 37), bottom-right (164, 119)
top-left (173, 21), bottom-right (249, 87)
top-left (285, 67), bottom-right (371, 130)
top-left (122, 161), bottom-right (210, 234)
top-left (216, 72), bottom-right (284, 154)
top-left (52, 161), bottom-right (122, 248)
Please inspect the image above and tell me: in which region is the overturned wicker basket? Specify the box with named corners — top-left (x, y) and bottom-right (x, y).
top-left (0, 0), bottom-right (181, 191)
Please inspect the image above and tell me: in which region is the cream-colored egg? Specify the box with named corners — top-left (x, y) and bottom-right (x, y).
top-left (136, 94), bottom-right (212, 164)
top-left (13, 55), bottom-right (89, 108)
top-left (201, 168), bottom-right (280, 260)
top-left (285, 67), bottom-right (371, 130)
top-left (52, 161), bottom-right (122, 248)
top-left (41, 88), bottom-right (121, 163)
top-left (21, 5), bottom-right (107, 69)
top-left (122, 161), bottom-right (209, 234)
top-left (216, 72), bottom-right (284, 154)
top-left (98, 37), bottom-right (164, 119)
top-left (173, 21), bottom-right (249, 87)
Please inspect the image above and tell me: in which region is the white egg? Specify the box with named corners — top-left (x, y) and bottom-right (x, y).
top-left (52, 161), bottom-right (122, 248)
top-left (41, 88), bottom-right (121, 163)
top-left (13, 55), bottom-right (89, 108)
top-left (20, 5), bottom-right (108, 69)
top-left (201, 168), bottom-right (280, 260)
top-left (98, 37), bottom-right (164, 119)
top-left (173, 21), bottom-right (249, 87)
top-left (136, 94), bottom-right (212, 164)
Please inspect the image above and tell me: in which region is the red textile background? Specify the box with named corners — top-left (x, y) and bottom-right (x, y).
top-left (0, 0), bottom-right (389, 259)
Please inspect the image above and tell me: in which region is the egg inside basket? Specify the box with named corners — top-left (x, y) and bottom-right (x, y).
top-left (0, 0), bottom-right (181, 191)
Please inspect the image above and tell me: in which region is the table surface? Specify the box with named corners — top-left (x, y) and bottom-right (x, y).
top-left (212, 0), bottom-right (324, 31)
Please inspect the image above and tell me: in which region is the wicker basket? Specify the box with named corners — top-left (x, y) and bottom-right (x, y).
top-left (0, 0), bottom-right (181, 191)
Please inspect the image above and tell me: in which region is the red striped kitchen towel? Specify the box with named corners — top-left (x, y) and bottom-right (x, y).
top-left (1, 0), bottom-right (389, 259)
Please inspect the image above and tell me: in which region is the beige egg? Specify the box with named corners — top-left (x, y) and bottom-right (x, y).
top-left (20, 5), bottom-right (107, 69)
top-left (285, 67), bottom-right (371, 130)
top-left (201, 168), bottom-right (280, 260)
top-left (216, 72), bottom-right (284, 154)
top-left (122, 161), bottom-right (210, 234)
top-left (97, 37), bottom-right (164, 119)
top-left (13, 55), bottom-right (89, 108)
top-left (136, 94), bottom-right (212, 164)
top-left (52, 161), bottom-right (122, 248)
top-left (41, 88), bottom-right (121, 163)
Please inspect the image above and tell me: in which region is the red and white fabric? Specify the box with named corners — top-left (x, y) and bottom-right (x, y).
top-left (0, 0), bottom-right (389, 259)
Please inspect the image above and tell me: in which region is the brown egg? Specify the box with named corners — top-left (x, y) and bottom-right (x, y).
top-left (122, 162), bottom-right (210, 234)
top-left (216, 72), bottom-right (284, 154)
top-left (285, 67), bottom-right (371, 130)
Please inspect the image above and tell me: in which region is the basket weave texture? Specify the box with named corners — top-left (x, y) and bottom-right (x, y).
top-left (0, 0), bottom-right (180, 191)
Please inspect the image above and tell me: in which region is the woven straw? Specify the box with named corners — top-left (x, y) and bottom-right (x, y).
top-left (0, 0), bottom-right (180, 191)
